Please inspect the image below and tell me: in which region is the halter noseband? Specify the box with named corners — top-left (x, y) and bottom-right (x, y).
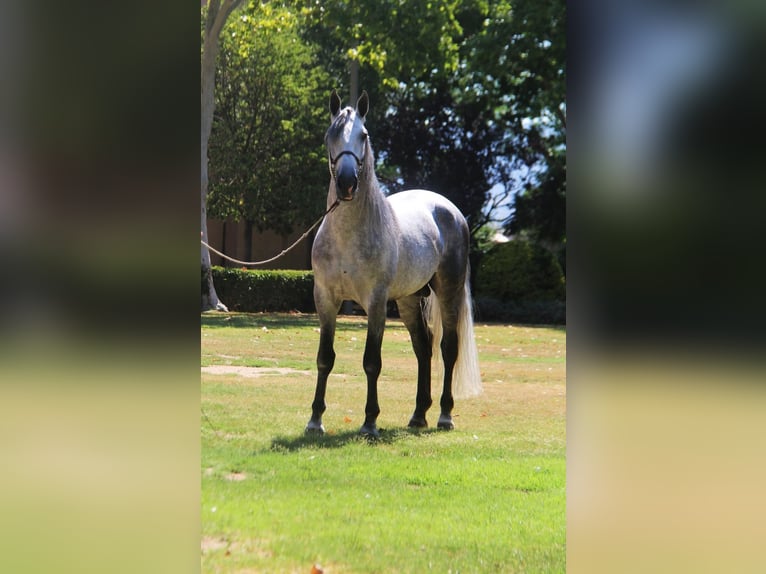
top-left (328, 147), bottom-right (365, 181)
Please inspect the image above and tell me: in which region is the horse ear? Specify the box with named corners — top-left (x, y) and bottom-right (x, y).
top-left (357, 90), bottom-right (369, 119)
top-left (329, 89), bottom-right (342, 117)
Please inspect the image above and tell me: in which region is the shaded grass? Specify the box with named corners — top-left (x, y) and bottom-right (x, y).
top-left (202, 313), bottom-right (565, 573)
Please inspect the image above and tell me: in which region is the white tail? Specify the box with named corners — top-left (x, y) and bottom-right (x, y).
top-left (423, 278), bottom-right (483, 399)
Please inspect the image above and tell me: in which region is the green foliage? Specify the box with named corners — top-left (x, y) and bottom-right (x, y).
top-left (474, 239), bottom-right (565, 323)
top-left (475, 296), bottom-right (565, 324)
top-left (205, 0), bottom-right (566, 254)
top-left (377, 75), bottom-right (494, 233)
top-left (207, 3), bottom-right (331, 234)
top-left (210, 266), bottom-right (314, 312)
top-left (471, 0), bottom-right (565, 244)
top-left (361, 0), bottom-right (566, 243)
top-left (509, 154), bottom-right (566, 244)
top-left (300, 0), bottom-right (464, 93)
top-left (473, 223), bottom-right (501, 255)
top-left (476, 240), bottom-right (565, 302)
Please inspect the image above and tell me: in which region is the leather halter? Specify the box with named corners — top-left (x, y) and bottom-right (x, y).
top-left (328, 147), bottom-right (365, 180)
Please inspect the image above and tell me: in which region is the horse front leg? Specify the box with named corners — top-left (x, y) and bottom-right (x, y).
top-left (306, 301), bottom-right (338, 435)
top-left (360, 298), bottom-right (387, 438)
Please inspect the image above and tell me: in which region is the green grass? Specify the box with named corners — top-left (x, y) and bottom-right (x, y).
top-left (202, 312), bottom-right (565, 573)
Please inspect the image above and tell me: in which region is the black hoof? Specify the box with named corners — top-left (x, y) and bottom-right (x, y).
top-left (408, 416), bottom-right (428, 429)
top-left (437, 414), bottom-right (454, 430)
top-left (305, 420), bottom-right (325, 435)
top-left (359, 424), bottom-right (380, 439)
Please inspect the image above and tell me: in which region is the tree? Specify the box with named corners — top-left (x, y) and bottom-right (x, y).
top-left (206, 2), bottom-right (330, 252)
top-left (199, 0), bottom-right (565, 290)
top-left (301, 0), bottom-right (492, 230)
top-left (201, 0), bottom-right (244, 312)
top-left (299, 0), bottom-right (464, 116)
top-left (462, 0), bottom-right (566, 246)
top-left (375, 78), bottom-right (495, 234)
top-left (301, 0), bottom-right (566, 253)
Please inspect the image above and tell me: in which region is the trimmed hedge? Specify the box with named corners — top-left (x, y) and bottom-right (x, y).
top-left (474, 296), bottom-right (565, 325)
top-left (210, 267), bottom-right (315, 312)
top-left (477, 240), bottom-right (565, 302)
top-left (475, 240), bottom-right (566, 324)
top-left (206, 240), bottom-right (567, 323)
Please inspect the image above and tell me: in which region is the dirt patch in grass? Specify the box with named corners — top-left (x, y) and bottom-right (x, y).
top-left (201, 365), bottom-right (312, 378)
top-left (225, 472), bottom-right (247, 481)
top-left (201, 536), bottom-right (228, 553)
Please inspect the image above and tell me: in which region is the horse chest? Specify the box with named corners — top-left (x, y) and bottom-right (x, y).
top-left (313, 231), bottom-right (396, 299)
top-left (337, 250), bottom-right (395, 293)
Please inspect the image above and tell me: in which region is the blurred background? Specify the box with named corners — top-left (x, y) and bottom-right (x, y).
top-left (0, 0), bottom-right (765, 572)
top-left (0, 1), bottom-right (200, 573)
top-left (569, 0), bottom-right (766, 572)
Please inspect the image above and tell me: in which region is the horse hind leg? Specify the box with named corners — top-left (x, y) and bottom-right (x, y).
top-left (397, 294), bottom-right (433, 428)
top-left (432, 285), bottom-right (463, 431)
top-left (437, 323), bottom-right (458, 430)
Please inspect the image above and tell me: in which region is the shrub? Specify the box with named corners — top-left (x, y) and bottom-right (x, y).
top-left (209, 267), bottom-right (315, 312)
top-left (474, 296), bottom-right (566, 325)
top-left (474, 240), bottom-right (565, 324)
top-left (476, 240), bottom-right (565, 303)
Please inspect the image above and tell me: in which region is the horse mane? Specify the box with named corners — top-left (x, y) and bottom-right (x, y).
top-left (358, 131), bottom-right (393, 233)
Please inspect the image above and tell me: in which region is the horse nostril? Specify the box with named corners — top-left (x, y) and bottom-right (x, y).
top-left (337, 179), bottom-right (357, 200)
top-left (336, 169), bottom-right (358, 200)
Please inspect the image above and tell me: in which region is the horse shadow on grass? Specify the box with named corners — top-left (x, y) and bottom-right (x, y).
top-left (270, 427), bottom-right (441, 452)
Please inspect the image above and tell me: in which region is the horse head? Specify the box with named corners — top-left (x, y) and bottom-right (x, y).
top-left (325, 89), bottom-right (369, 201)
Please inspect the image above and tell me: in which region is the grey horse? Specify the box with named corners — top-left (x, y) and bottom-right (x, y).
top-left (306, 89), bottom-right (482, 438)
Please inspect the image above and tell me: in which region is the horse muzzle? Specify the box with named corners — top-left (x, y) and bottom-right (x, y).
top-left (335, 160), bottom-right (358, 201)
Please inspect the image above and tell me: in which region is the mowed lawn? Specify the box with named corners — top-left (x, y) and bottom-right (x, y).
top-left (201, 312), bottom-right (566, 573)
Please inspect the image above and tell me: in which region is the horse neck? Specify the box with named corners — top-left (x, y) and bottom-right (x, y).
top-left (327, 146), bottom-right (393, 238)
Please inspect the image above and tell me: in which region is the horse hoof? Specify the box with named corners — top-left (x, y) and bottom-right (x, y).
top-left (305, 421), bottom-right (325, 435)
top-left (359, 424), bottom-right (380, 439)
top-left (408, 416), bottom-right (428, 429)
top-left (437, 415), bottom-right (454, 430)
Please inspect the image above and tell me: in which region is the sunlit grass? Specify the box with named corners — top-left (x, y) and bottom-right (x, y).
top-left (202, 312), bottom-right (565, 573)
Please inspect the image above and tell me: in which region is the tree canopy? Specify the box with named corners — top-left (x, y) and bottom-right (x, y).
top-left (205, 0), bottom-right (565, 251)
top-left (206, 2), bottom-right (330, 234)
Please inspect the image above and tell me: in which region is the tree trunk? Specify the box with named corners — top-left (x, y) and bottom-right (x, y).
top-left (349, 58), bottom-right (359, 104)
top-left (243, 219), bottom-right (253, 264)
top-left (201, 0), bottom-right (243, 311)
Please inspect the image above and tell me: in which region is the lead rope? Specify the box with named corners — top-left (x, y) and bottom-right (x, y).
top-left (200, 200), bottom-right (340, 266)
top-left (200, 199), bottom-right (339, 434)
